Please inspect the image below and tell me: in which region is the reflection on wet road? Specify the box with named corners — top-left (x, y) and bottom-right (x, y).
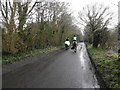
top-left (3, 43), bottom-right (100, 88)
top-left (78, 43), bottom-right (100, 88)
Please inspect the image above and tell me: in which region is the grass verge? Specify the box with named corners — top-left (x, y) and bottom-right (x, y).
top-left (2, 47), bottom-right (61, 65)
top-left (87, 44), bottom-right (120, 88)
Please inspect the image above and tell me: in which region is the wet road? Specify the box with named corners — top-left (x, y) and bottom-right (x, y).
top-left (3, 43), bottom-right (100, 88)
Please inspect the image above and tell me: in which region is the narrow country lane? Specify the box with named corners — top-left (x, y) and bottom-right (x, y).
top-left (3, 43), bottom-right (100, 88)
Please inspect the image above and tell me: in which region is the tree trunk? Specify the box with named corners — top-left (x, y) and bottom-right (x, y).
top-left (93, 30), bottom-right (100, 48)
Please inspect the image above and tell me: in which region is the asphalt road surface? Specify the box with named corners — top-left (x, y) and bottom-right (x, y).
top-left (3, 43), bottom-right (100, 88)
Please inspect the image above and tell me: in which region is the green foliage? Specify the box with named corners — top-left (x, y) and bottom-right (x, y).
top-left (2, 47), bottom-right (59, 65)
top-left (88, 45), bottom-right (120, 88)
top-left (1, 1), bottom-right (81, 55)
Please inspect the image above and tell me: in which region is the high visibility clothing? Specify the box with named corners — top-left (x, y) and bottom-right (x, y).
top-left (73, 37), bottom-right (77, 40)
top-left (65, 41), bottom-right (70, 46)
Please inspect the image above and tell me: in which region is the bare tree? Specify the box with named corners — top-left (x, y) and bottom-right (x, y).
top-left (1, 0), bottom-right (80, 54)
top-left (0, 0), bottom-right (36, 53)
top-left (78, 3), bottom-right (113, 47)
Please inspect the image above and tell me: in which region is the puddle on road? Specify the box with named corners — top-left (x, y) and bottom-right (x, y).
top-left (79, 50), bottom-right (86, 70)
top-left (78, 43), bottom-right (100, 88)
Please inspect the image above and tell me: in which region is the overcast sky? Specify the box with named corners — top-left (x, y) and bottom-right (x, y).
top-left (1, 0), bottom-right (119, 28)
top-left (59, 0), bottom-right (120, 28)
